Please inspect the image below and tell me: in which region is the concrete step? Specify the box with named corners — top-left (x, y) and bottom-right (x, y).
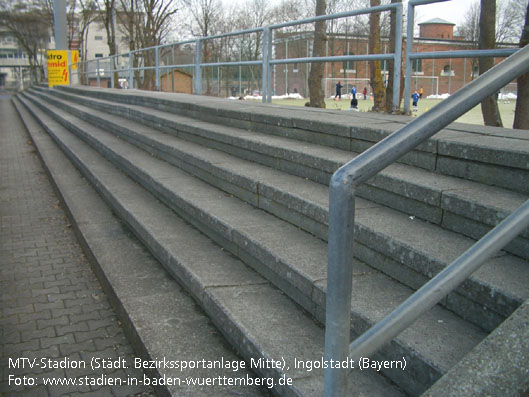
top-left (20, 92), bottom-right (495, 396)
top-left (36, 87), bottom-right (529, 262)
top-left (16, 94), bottom-right (405, 397)
top-left (11, 97), bottom-right (269, 397)
top-left (54, 85), bottom-right (529, 195)
top-left (25, 88), bottom-right (529, 333)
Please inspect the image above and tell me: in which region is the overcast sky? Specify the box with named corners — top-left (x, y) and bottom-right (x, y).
top-left (413, 0), bottom-right (476, 27)
top-left (218, 0), bottom-right (478, 29)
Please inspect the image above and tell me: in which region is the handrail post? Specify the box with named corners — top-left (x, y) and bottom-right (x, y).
top-left (392, 3), bottom-right (403, 112)
top-left (96, 59), bottom-right (100, 87)
top-left (110, 56), bottom-right (115, 89)
top-left (262, 27), bottom-right (272, 103)
top-left (403, 1), bottom-right (414, 114)
top-left (324, 172), bottom-right (356, 396)
top-left (194, 39), bottom-right (202, 95)
top-left (128, 52), bottom-right (133, 89)
top-left (155, 45), bottom-right (161, 91)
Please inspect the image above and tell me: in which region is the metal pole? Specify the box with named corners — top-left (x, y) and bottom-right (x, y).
top-left (285, 39), bottom-right (288, 94)
top-left (326, 40), bottom-right (329, 97)
top-left (403, 2), bottom-right (415, 114)
top-left (323, 176), bottom-right (356, 396)
top-left (53, 0), bottom-right (67, 50)
top-left (463, 57), bottom-right (467, 88)
top-left (432, 58), bottom-right (435, 95)
top-left (448, 57), bottom-right (452, 94)
top-left (392, 3), bottom-right (403, 112)
top-left (262, 29), bottom-right (268, 102)
top-left (128, 52), bottom-right (133, 89)
top-left (171, 46), bottom-right (175, 92)
top-left (155, 46), bottom-right (160, 91)
top-left (110, 56), bottom-right (114, 88)
top-left (194, 39), bottom-right (202, 95)
top-left (306, 39), bottom-right (310, 98)
top-left (365, 42), bottom-right (369, 97)
top-left (266, 28), bottom-right (273, 103)
top-left (96, 59), bottom-right (100, 87)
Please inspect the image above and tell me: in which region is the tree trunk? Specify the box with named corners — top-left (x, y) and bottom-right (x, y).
top-left (513, 1), bottom-right (529, 130)
top-left (385, 0), bottom-right (402, 113)
top-left (479, 0), bottom-right (502, 127)
top-left (369, 0), bottom-right (385, 112)
top-left (308, 0), bottom-right (326, 108)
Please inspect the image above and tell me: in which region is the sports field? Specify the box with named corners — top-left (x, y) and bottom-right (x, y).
top-left (271, 97), bottom-right (517, 128)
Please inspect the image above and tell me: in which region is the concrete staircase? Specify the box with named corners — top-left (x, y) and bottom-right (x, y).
top-left (15, 85), bottom-right (529, 396)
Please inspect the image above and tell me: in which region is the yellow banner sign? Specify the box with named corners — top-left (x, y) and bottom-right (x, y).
top-left (71, 50), bottom-right (79, 70)
top-left (47, 50), bottom-right (69, 87)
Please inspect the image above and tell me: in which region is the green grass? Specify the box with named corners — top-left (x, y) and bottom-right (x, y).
top-left (270, 97), bottom-right (517, 128)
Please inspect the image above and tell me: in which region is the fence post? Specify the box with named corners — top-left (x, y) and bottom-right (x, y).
top-left (155, 45), bottom-right (161, 91)
top-left (324, 174), bottom-right (356, 396)
top-left (392, 3), bottom-right (403, 112)
top-left (403, 1), bottom-right (415, 114)
top-left (96, 59), bottom-right (100, 87)
top-left (194, 39), bottom-right (202, 95)
top-left (128, 52), bottom-right (133, 89)
top-left (110, 56), bottom-right (115, 88)
top-left (262, 27), bottom-right (272, 103)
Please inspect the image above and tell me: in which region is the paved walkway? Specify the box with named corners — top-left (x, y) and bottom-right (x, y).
top-left (0, 93), bottom-right (153, 396)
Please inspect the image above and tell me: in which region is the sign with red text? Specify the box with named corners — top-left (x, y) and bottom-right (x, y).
top-left (47, 50), bottom-right (69, 87)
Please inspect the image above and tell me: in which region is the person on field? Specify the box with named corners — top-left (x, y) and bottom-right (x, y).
top-left (335, 81), bottom-right (343, 100)
top-left (350, 97), bottom-right (359, 111)
top-left (351, 85), bottom-right (357, 100)
top-left (363, 87), bottom-right (367, 100)
top-left (412, 91), bottom-right (420, 112)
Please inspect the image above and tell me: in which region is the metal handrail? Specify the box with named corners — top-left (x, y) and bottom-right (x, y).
top-left (70, 3), bottom-right (403, 109)
top-left (348, 198), bottom-right (529, 362)
top-left (323, 43), bottom-right (529, 396)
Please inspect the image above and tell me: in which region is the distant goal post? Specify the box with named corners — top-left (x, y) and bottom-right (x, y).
top-left (324, 78), bottom-right (370, 98)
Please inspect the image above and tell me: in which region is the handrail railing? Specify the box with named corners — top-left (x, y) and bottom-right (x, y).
top-left (323, 43), bottom-right (529, 396)
top-left (70, 3), bottom-right (403, 110)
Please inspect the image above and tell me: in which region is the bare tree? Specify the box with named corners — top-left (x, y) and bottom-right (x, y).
top-left (308, 0), bottom-right (326, 107)
top-left (513, 0), bottom-right (529, 130)
top-left (97, 0), bottom-right (119, 86)
top-left (457, 1), bottom-right (480, 42)
top-left (270, 0), bottom-right (312, 25)
top-left (119, 0), bottom-right (178, 89)
top-left (458, 0), bottom-right (526, 43)
top-left (0, 0), bottom-right (52, 84)
top-left (231, 0), bottom-right (274, 95)
top-left (369, 0), bottom-right (384, 111)
top-left (77, 0), bottom-right (98, 84)
top-left (479, 0), bottom-right (502, 127)
top-left (181, 0), bottom-right (222, 94)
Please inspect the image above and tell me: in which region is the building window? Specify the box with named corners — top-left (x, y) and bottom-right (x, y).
top-left (95, 35), bottom-right (103, 41)
top-left (412, 59), bottom-right (422, 73)
top-left (293, 63), bottom-right (298, 73)
top-left (95, 53), bottom-right (104, 58)
top-left (342, 52), bottom-right (355, 73)
top-left (441, 64), bottom-right (455, 76)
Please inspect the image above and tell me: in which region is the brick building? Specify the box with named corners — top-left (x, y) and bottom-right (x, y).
top-left (272, 18), bottom-right (518, 98)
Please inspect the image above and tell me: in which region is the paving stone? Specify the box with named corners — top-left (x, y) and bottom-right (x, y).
top-left (0, 97), bottom-right (153, 396)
